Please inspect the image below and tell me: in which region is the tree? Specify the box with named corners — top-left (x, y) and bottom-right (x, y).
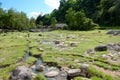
top-left (37, 21), bottom-right (43, 28)
top-left (30, 17), bottom-right (36, 29)
top-left (66, 8), bottom-right (97, 30)
top-left (51, 17), bottom-right (57, 29)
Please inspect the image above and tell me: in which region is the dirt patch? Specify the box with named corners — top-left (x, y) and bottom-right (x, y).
top-left (93, 65), bottom-right (120, 77)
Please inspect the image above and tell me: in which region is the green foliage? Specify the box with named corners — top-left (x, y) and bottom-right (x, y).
top-left (36, 14), bottom-right (51, 26)
top-left (66, 8), bottom-right (98, 30)
top-left (33, 74), bottom-right (46, 80)
top-left (0, 7), bottom-right (35, 30)
top-left (51, 17), bottom-right (57, 29)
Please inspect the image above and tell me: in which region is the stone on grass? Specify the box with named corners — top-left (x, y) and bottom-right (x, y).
top-left (107, 30), bottom-right (120, 35)
top-left (10, 66), bottom-right (33, 80)
top-left (38, 34), bottom-right (42, 36)
top-left (54, 40), bottom-right (61, 44)
top-left (66, 69), bottom-right (81, 77)
top-left (70, 42), bottom-right (77, 47)
top-left (45, 71), bottom-right (59, 78)
top-left (107, 43), bottom-right (120, 52)
top-left (36, 64), bottom-right (45, 71)
top-left (86, 49), bottom-right (96, 54)
top-left (95, 45), bottom-right (107, 51)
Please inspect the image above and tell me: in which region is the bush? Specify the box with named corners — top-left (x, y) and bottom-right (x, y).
top-left (66, 8), bottom-right (98, 30)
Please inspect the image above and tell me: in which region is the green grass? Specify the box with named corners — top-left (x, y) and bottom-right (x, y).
top-left (30, 47), bottom-right (42, 56)
top-left (26, 56), bottom-right (37, 65)
top-left (0, 30), bottom-right (120, 79)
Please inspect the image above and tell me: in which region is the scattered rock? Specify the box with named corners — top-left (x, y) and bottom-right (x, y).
top-left (54, 40), bottom-right (61, 44)
top-left (61, 66), bottom-right (69, 71)
top-left (67, 35), bottom-right (75, 39)
top-left (107, 30), bottom-right (120, 35)
top-left (66, 69), bottom-right (81, 77)
top-left (0, 77), bottom-right (3, 80)
top-left (45, 71), bottom-right (59, 78)
top-left (56, 44), bottom-right (68, 48)
top-left (70, 42), bottom-right (77, 47)
top-left (74, 59), bottom-right (80, 63)
top-left (80, 64), bottom-right (89, 70)
top-left (31, 65), bottom-right (35, 69)
top-left (35, 64), bottom-right (45, 71)
top-left (101, 54), bottom-right (108, 59)
top-left (56, 71), bottom-right (67, 80)
top-left (107, 43), bottom-right (120, 52)
top-left (0, 58), bottom-right (5, 63)
top-left (86, 49), bottom-right (96, 54)
top-left (80, 64), bottom-right (90, 77)
top-left (38, 34), bottom-right (42, 36)
top-left (10, 66), bottom-right (33, 80)
top-left (95, 45), bottom-right (107, 51)
top-left (39, 48), bottom-right (44, 52)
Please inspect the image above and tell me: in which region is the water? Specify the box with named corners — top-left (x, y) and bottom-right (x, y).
top-left (26, 40), bottom-right (62, 80)
top-left (36, 58), bottom-right (43, 65)
top-left (24, 53), bottom-right (30, 60)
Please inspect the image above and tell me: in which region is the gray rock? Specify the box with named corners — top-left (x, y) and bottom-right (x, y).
top-left (70, 42), bottom-right (77, 47)
top-left (107, 30), bottom-right (120, 35)
top-left (55, 71), bottom-right (67, 80)
top-left (80, 64), bottom-right (90, 77)
top-left (45, 70), bottom-right (59, 78)
top-left (66, 69), bottom-right (81, 77)
top-left (107, 43), bottom-right (120, 52)
top-left (36, 64), bottom-right (45, 71)
top-left (54, 40), bottom-right (61, 44)
top-left (86, 49), bottom-right (96, 54)
top-left (10, 66), bottom-right (32, 80)
top-left (80, 64), bottom-right (89, 70)
top-left (38, 34), bottom-right (42, 36)
top-left (95, 45), bottom-right (107, 51)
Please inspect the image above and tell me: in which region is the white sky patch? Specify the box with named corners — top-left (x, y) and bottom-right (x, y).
top-left (29, 12), bottom-right (41, 19)
top-left (45, 0), bottom-right (60, 9)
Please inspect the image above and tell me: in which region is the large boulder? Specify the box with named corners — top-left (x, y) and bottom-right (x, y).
top-left (45, 70), bottom-right (59, 78)
top-left (95, 45), bottom-right (107, 51)
top-left (10, 66), bottom-right (33, 80)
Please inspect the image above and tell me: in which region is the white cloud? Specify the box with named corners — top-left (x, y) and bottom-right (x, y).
top-left (29, 12), bottom-right (41, 19)
top-left (45, 0), bottom-right (60, 9)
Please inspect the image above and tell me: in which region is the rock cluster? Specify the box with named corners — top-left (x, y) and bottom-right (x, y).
top-left (107, 30), bottom-right (120, 35)
top-left (10, 66), bottom-right (33, 80)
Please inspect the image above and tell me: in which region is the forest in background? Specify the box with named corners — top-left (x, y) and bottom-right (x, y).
top-left (0, 0), bottom-right (120, 30)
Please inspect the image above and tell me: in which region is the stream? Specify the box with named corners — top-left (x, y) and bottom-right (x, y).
top-left (25, 40), bottom-right (67, 80)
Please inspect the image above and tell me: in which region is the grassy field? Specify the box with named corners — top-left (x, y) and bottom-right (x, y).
top-left (0, 30), bottom-right (120, 80)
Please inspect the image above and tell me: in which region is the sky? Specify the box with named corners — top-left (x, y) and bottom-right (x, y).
top-left (0, 0), bottom-right (60, 18)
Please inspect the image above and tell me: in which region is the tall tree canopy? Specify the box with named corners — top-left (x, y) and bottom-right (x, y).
top-left (36, 0), bottom-right (120, 30)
